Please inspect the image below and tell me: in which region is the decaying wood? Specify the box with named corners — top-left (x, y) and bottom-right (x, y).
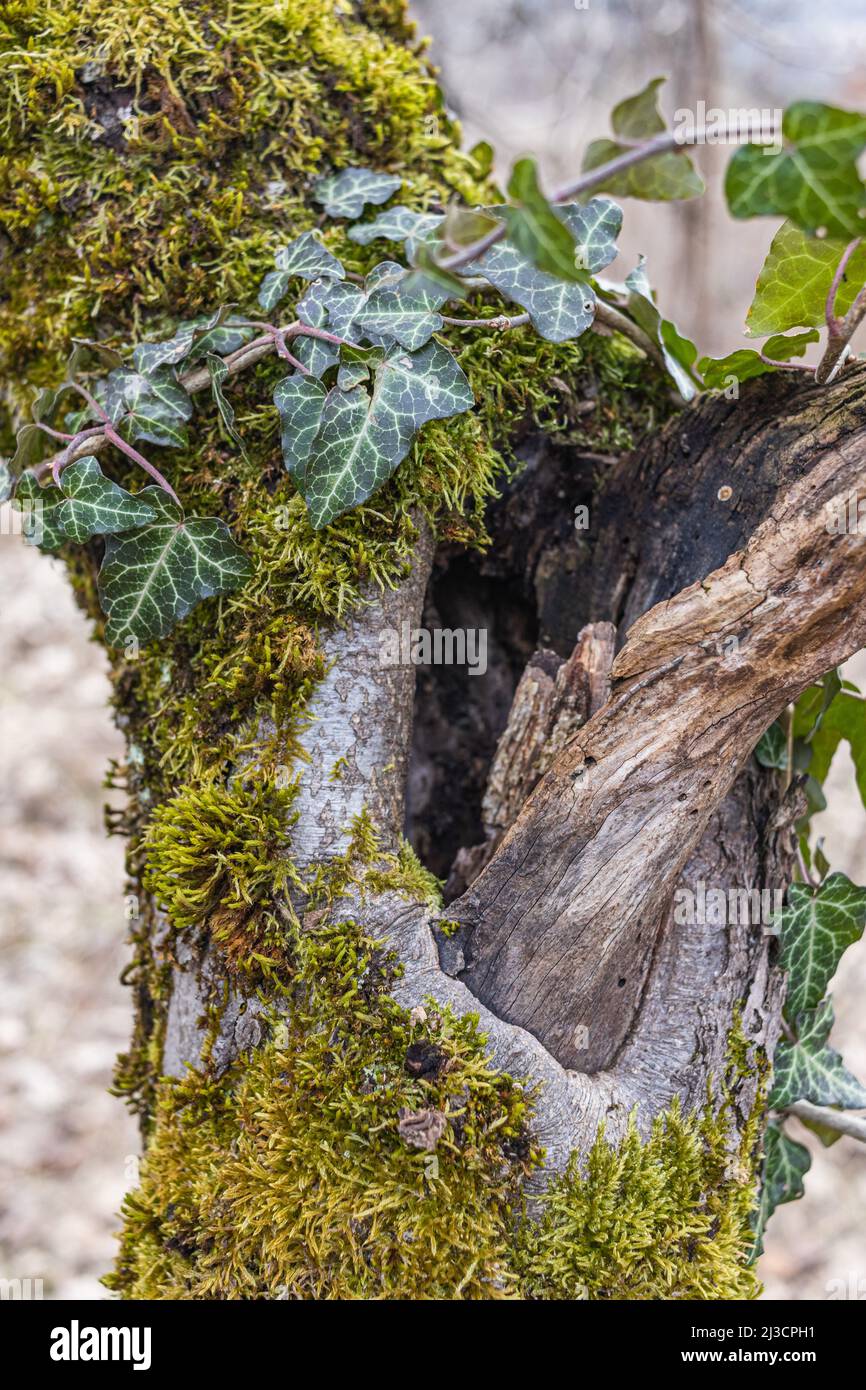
top-left (164, 367), bottom-right (866, 1183)
top-left (446, 623), bottom-right (615, 896)
top-left (453, 369), bottom-right (866, 1071)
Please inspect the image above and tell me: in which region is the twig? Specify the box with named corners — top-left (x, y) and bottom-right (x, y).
top-left (784, 1098), bottom-right (866, 1143)
top-left (439, 312), bottom-right (529, 330)
top-left (759, 353), bottom-right (816, 373)
top-left (816, 239), bottom-right (866, 385)
top-left (438, 122), bottom-right (778, 276)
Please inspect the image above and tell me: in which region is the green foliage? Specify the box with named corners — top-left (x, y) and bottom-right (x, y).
top-left (462, 204), bottom-right (606, 341)
top-left (778, 873), bottom-right (866, 1021)
top-left (726, 102), bottom-right (866, 239)
top-left (750, 1123), bottom-right (811, 1260)
top-left (313, 167), bottom-right (403, 220)
top-left (257, 231), bottom-right (346, 312)
top-left (98, 488), bottom-right (252, 647)
top-left (622, 258), bottom-right (700, 400)
top-left (288, 340), bottom-right (475, 528)
top-left (752, 673), bottom-right (866, 1243)
top-left (105, 368), bottom-right (193, 449)
top-left (770, 1000), bottom-right (866, 1110)
top-left (747, 222), bottom-right (866, 337)
top-left (699, 330), bottom-right (819, 390)
top-left (582, 77), bottom-right (704, 202)
top-left (502, 158), bottom-right (584, 282)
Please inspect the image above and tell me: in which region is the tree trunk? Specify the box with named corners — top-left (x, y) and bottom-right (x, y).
top-left (4, 0), bottom-right (866, 1301)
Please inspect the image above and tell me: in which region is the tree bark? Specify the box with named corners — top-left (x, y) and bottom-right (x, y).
top-left (161, 365), bottom-right (866, 1178)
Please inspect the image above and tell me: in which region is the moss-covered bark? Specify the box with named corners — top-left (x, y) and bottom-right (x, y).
top-left (1, 0), bottom-right (763, 1299)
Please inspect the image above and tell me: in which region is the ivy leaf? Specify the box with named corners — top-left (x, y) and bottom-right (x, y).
top-left (779, 872), bottom-right (866, 1021)
top-left (299, 340), bottom-right (474, 528)
top-left (750, 1122), bottom-right (811, 1260)
top-left (770, 999), bottom-right (866, 1109)
top-left (624, 258), bottom-right (699, 400)
top-left (698, 330), bottom-right (818, 389)
top-left (464, 210), bottom-right (596, 342)
top-left (275, 230), bottom-right (345, 281)
top-left (570, 197), bottom-right (623, 275)
top-left (726, 101), bottom-right (866, 239)
top-left (56, 456), bottom-right (157, 543)
top-left (205, 355), bottom-right (246, 455)
top-left (0, 460), bottom-right (12, 503)
top-left (755, 722), bottom-right (789, 770)
top-left (336, 344), bottom-right (383, 390)
top-left (348, 206), bottom-right (443, 248)
top-left (351, 264), bottom-right (448, 350)
top-left (10, 472), bottom-right (67, 550)
top-left (582, 77), bottom-right (704, 202)
top-left (407, 239), bottom-right (469, 299)
top-left (313, 167), bottom-right (402, 219)
top-left (132, 310), bottom-right (254, 375)
top-left (747, 220), bottom-right (866, 337)
top-left (273, 375), bottom-right (327, 486)
top-left (98, 488), bottom-right (251, 647)
top-left (807, 690), bottom-right (866, 806)
top-left (103, 367), bottom-right (193, 448)
top-left (441, 203), bottom-right (502, 250)
top-left (293, 280), bottom-right (345, 377)
top-left (502, 159), bottom-right (583, 282)
top-left (257, 231), bottom-right (346, 310)
top-left (11, 423), bottom-right (52, 472)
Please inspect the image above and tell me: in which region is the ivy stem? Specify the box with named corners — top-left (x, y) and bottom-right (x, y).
top-left (783, 1099), bottom-right (866, 1144)
top-left (102, 425), bottom-right (183, 508)
top-left (824, 238), bottom-right (862, 335)
top-left (817, 238), bottom-right (866, 385)
top-left (758, 354), bottom-right (816, 373)
top-left (795, 840), bottom-right (815, 888)
top-left (438, 121), bottom-right (779, 275)
top-left (440, 312), bottom-right (529, 330)
top-left (65, 382), bottom-right (182, 507)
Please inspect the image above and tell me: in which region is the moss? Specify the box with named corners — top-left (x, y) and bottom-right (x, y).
top-left (106, 908), bottom-right (763, 1299)
top-left (513, 1103), bottom-right (761, 1301)
top-left (142, 776), bottom-right (300, 970)
top-left (3, 0), bottom-right (733, 1300)
top-left (106, 917), bottom-right (538, 1300)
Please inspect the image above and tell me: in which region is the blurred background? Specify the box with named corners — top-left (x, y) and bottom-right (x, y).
top-left (1, 0), bottom-right (865, 1300)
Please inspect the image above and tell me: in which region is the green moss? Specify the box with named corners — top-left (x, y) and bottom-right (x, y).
top-left (513, 1103), bottom-right (761, 1301)
top-left (106, 917), bottom-right (538, 1300)
top-left (142, 775), bottom-right (299, 936)
top-left (106, 907), bottom-right (763, 1300)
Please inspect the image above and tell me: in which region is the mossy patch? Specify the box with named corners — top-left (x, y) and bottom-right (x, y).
top-left (514, 1102), bottom-right (761, 1301)
top-left (106, 910), bottom-right (763, 1300)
